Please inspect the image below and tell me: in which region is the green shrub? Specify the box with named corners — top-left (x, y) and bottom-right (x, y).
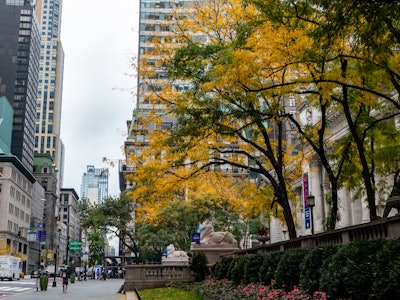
top-left (211, 256), bottom-right (233, 280)
top-left (226, 256), bottom-right (247, 284)
top-left (208, 238), bottom-right (399, 299)
top-left (259, 251), bottom-right (283, 286)
top-left (274, 248), bottom-right (307, 291)
top-left (190, 252), bottom-right (209, 282)
top-left (243, 254), bottom-right (264, 284)
top-left (372, 238), bottom-right (400, 299)
top-left (320, 239), bottom-right (385, 300)
top-left (299, 245), bottom-right (338, 295)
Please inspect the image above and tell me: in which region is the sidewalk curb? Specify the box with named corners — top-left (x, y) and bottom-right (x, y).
top-left (124, 291), bottom-right (139, 300)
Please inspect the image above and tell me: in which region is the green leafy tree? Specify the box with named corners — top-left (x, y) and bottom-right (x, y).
top-left (78, 193), bottom-right (139, 258)
top-left (87, 230), bottom-right (106, 266)
top-left (135, 195), bottom-right (244, 253)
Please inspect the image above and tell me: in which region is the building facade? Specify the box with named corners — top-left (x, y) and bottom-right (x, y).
top-left (0, 154), bottom-right (37, 273)
top-left (32, 153), bottom-right (58, 254)
top-left (59, 188), bottom-right (80, 267)
top-left (80, 165), bottom-right (109, 205)
top-left (28, 180), bottom-right (45, 273)
top-left (0, 0), bottom-right (41, 171)
top-left (34, 0), bottom-right (65, 182)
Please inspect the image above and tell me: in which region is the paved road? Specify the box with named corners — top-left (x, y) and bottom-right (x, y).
top-left (0, 278), bottom-right (37, 298)
top-left (3, 278), bottom-right (125, 300)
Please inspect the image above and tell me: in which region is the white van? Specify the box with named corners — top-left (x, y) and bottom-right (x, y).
top-left (0, 256), bottom-right (21, 281)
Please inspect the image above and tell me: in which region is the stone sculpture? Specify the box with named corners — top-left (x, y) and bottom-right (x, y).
top-left (199, 220), bottom-right (237, 245)
top-left (165, 244), bottom-right (189, 259)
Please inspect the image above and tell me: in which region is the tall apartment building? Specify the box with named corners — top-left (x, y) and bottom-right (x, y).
top-left (119, 0), bottom-right (191, 192)
top-left (34, 0), bottom-right (65, 184)
top-left (81, 165), bottom-right (109, 205)
top-left (0, 0), bottom-right (41, 171)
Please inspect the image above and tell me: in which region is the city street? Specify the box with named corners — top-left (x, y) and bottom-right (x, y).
top-left (2, 277), bottom-right (125, 300)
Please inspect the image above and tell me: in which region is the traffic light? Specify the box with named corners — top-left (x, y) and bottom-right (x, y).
top-left (17, 230), bottom-right (21, 238)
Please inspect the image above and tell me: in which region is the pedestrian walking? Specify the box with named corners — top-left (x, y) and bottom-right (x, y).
top-left (61, 269), bottom-right (69, 293)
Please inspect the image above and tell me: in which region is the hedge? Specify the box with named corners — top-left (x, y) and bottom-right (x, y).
top-left (210, 238), bottom-right (400, 299)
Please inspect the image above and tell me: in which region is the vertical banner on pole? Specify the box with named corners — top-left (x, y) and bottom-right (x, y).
top-left (303, 173), bottom-right (311, 230)
top-left (37, 223), bottom-right (46, 244)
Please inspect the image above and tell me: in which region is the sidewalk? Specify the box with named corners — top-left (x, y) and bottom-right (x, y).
top-left (9, 278), bottom-right (126, 300)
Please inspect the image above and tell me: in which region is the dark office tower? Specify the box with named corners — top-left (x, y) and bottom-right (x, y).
top-left (0, 0), bottom-right (41, 171)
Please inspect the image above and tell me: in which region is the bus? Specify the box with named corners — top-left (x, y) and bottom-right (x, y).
top-left (0, 256), bottom-right (21, 281)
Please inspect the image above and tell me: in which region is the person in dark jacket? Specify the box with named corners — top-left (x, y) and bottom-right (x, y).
top-left (61, 269), bottom-right (69, 293)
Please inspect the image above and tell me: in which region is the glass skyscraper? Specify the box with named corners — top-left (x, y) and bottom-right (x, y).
top-left (0, 0), bottom-right (41, 170)
top-left (81, 165), bottom-right (109, 205)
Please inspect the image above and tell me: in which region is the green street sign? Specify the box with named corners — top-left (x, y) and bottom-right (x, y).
top-left (69, 246), bottom-right (82, 251)
top-left (69, 240), bottom-right (82, 246)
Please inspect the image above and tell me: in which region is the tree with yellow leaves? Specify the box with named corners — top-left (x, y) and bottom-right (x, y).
top-left (129, 0), bottom-right (302, 239)
top-left (247, 0), bottom-right (400, 223)
top-left (130, 0), bottom-right (400, 241)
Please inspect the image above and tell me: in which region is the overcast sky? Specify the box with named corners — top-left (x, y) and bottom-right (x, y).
top-left (60, 1), bottom-right (140, 197)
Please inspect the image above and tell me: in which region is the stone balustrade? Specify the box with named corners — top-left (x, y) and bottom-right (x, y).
top-left (236, 215), bottom-right (400, 256)
top-left (123, 215), bottom-right (400, 291)
top-left (124, 264), bottom-right (194, 291)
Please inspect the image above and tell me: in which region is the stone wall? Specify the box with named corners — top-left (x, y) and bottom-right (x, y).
top-left (124, 264), bottom-right (194, 291)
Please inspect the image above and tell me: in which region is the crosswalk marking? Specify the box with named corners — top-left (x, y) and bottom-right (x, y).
top-left (0, 287), bottom-right (32, 292)
top-left (0, 281), bottom-right (35, 285)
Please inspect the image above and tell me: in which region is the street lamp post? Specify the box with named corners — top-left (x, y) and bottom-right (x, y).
top-left (52, 229), bottom-right (61, 287)
top-left (36, 244), bottom-right (40, 291)
top-left (307, 195), bottom-right (316, 235)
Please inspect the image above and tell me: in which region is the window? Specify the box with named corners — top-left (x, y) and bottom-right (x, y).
top-left (10, 186), bottom-right (15, 197)
top-left (9, 203), bottom-right (14, 214)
